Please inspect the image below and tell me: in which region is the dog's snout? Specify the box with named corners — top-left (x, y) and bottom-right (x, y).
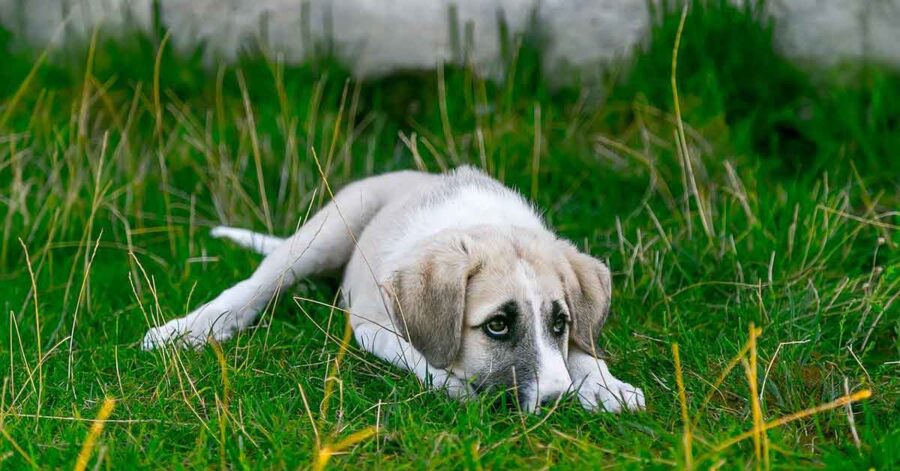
top-left (535, 374), bottom-right (571, 407)
top-left (533, 353), bottom-right (572, 407)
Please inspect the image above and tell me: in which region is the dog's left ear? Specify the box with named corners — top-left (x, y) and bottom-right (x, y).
top-left (388, 233), bottom-right (480, 369)
top-left (558, 242), bottom-right (612, 354)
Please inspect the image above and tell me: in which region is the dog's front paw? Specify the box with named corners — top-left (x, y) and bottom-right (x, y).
top-left (142, 320), bottom-right (186, 350)
top-left (142, 318), bottom-right (206, 350)
top-left (577, 378), bottom-right (645, 413)
top-left (142, 307), bottom-right (238, 350)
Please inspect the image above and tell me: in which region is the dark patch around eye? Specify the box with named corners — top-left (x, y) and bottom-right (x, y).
top-left (499, 300), bottom-right (519, 320)
top-left (474, 300), bottom-right (520, 343)
top-left (546, 300), bottom-right (568, 322)
top-left (480, 301), bottom-right (519, 339)
top-left (547, 300), bottom-right (569, 337)
top-left (551, 300), bottom-right (565, 317)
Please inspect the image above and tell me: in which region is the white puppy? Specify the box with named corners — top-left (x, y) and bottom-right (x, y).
top-left (143, 167), bottom-right (644, 413)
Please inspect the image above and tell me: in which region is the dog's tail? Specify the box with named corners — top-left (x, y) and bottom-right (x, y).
top-left (211, 226), bottom-right (285, 255)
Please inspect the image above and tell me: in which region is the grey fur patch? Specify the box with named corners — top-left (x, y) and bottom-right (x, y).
top-left (469, 301), bottom-right (539, 402)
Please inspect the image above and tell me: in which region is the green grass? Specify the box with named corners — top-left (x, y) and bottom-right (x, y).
top-left (1, 2), bottom-right (898, 468)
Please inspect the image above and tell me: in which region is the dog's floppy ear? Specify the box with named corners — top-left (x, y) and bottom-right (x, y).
top-left (559, 243), bottom-right (612, 354)
top-left (389, 234), bottom-right (480, 369)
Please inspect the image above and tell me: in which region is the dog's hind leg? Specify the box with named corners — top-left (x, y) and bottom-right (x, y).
top-left (210, 226), bottom-right (285, 255)
top-left (142, 171), bottom-right (434, 350)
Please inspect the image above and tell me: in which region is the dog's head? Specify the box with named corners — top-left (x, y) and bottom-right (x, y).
top-left (389, 226), bottom-right (612, 411)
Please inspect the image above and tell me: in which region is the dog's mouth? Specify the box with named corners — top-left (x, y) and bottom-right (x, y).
top-left (478, 385), bottom-right (569, 414)
top-left (476, 387), bottom-right (528, 412)
top-left (463, 366), bottom-right (533, 393)
top-left (463, 372), bottom-right (545, 412)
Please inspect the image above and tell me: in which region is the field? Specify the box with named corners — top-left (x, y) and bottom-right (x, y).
top-left (1, 3), bottom-right (898, 469)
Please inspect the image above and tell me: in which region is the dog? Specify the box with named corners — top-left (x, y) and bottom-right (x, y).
top-left (142, 166), bottom-right (644, 413)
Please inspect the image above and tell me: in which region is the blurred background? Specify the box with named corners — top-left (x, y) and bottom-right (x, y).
top-left (4, 0), bottom-right (900, 75)
top-left (0, 1), bottom-right (897, 469)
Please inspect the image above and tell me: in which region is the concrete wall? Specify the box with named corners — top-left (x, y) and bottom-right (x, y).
top-left (2, 0), bottom-right (898, 79)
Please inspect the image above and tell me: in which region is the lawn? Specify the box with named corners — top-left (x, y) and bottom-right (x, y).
top-left (0, 3), bottom-right (897, 469)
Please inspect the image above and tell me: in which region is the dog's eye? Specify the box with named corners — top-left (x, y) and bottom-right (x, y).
top-left (551, 315), bottom-right (567, 336)
top-left (483, 317), bottom-right (510, 339)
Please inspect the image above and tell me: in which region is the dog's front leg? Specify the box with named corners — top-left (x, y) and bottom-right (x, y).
top-left (142, 278), bottom-right (275, 349)
top-left (567, 347), bottom-right (645, 412)
top-left (353, 322), bottom-right (471, 399)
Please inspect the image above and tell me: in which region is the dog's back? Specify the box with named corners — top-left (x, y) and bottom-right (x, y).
top-left (362, 166), bottom-right (546, 272)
